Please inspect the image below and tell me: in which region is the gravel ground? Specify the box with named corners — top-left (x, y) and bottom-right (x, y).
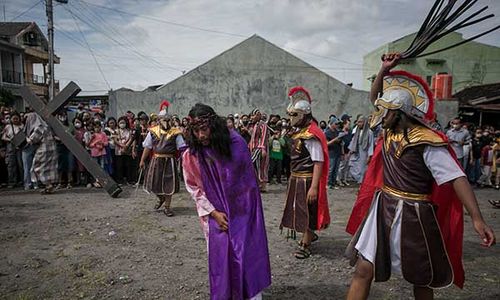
top-left (0, 182), bottom-right (498, 300)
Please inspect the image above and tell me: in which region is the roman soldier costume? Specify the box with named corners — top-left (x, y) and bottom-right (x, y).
top-left (143, 101), bottom-right (185, 212)
top-left (346, 71), bottom-right (466, 288)
top-left (280, 87), bottom-right (330, 236)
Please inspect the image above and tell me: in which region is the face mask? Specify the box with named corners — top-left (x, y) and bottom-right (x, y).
top-left (242, 120), bottom-right (249, 126)
top-left (476, 134), bottom-right (482, 138)
top-left (58, 116), bottom-right (67, 122)
top-left (452, 124), bottom-right (459, 129)
top-left (74, 123), bottom-right (82, 129)
top-left (483, 132), bottom-right (489, 136)
top-left (119, 123), bottom-right (126, 129)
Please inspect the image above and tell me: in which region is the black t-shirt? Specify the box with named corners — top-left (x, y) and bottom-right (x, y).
top-left (324, 127), bottom-right (341, 156)
top-left (134, 127), bottom-right (147, 152)
top-left (471, 138), bottom-right (484, 159)
top-left (237, 127), bottom-right (251, 144)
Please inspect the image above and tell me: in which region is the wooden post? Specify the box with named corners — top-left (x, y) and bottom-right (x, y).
top-left (21, 83), bottom-right (122, 197)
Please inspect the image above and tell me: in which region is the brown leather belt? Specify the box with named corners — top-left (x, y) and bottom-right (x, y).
top-left (381, 185), bottom-right (430, 201)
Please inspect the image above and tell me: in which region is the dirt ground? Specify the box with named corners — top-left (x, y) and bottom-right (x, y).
top-left (0, 182), bottom-right (498, 300)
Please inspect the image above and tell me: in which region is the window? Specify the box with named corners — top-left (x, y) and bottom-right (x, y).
top-left (426, 75), bottom-right (433, 86)
top-left (23, 32), bottom-right (39, 46)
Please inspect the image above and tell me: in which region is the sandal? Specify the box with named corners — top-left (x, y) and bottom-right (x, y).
top-left (488, 200), bottom-right (500, 208)
top-left (163, 209), bottom-right (174, 217)
top-left (41, 185), bottom-right (55, 194)
top-left (294, 245), bottom-right (311, 259)
top-left (297, 232), bottom-right (319, 247)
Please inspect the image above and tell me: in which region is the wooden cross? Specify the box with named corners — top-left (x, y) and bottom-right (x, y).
top-left (20, 82), bottom-right (122, 197)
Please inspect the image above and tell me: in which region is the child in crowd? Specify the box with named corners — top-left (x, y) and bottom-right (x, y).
top-left (73, 118), bottom-right (88, 186)
top-left (104, 117), bottom-right (118, 177)
top-left (89, 121), bottom-right (108, 188)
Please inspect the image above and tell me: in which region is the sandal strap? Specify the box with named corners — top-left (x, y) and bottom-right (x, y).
top-left (294, 247), bottom-right (311, 259)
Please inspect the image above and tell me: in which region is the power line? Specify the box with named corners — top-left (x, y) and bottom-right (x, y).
top-left (76, 0), bottom-right (246, 38)
top-left (285, 47), bottom-right (363, 66)
top-left (62, 3), bottom-right (184, 73)
top-left (9, 0), bottom-right (43, 21)
top-left (67, 8), bottom-right (111, 90)
top-left (71, 0), bottom-right (186, 72)
top-left (74, 0), bottom-right (364, 67)
top-left (53, 24), bottom-right (156, 83)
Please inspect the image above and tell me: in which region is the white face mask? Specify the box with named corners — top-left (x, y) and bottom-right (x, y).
top-left (74, 123), bottom-right (82, 129)
top-left (119, 123), bottom-right (126, 129)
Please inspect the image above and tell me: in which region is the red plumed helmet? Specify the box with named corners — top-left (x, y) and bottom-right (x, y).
top-left (159, 100), bottom-right (170, 112)
top-left (288, 86), bottom-right (311, 103)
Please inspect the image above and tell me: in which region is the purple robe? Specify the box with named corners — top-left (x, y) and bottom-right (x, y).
top-left (192, 130), bottom-right (271, 299)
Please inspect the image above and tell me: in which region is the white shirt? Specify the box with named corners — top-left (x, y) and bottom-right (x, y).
top-left (423, 145), bottom-right (466, 185)
top-left (304, 138), bottom-right (324, 162)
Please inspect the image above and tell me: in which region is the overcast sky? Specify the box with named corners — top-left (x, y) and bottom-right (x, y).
top-left (4, 0), bottom-right (500, 92)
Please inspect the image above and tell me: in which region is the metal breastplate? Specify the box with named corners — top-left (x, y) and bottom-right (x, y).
top-left (290, 138), bottom-right (314, 174)
top-left (153, 134), bottom-right (178, 155)
top-left (382, 141), bottom-right (434, 194)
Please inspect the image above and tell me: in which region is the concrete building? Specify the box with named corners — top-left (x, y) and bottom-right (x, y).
top-left (454, 82), bottom-right (500, 127)
top-left (363, 32), bottom-right (500, 93)
top-left (0, 22), bottom-right (60, 110)
top-left (109, 35), bottom-right (371, 122)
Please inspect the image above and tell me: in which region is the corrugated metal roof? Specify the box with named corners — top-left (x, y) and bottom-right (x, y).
top-left (0, 22), bottom-right (32, 37)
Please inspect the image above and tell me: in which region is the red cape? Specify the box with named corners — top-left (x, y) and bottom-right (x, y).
top-left (345, 131), bottom-right (465, 288)
top-left (308, 122), bottom-right (331, 230)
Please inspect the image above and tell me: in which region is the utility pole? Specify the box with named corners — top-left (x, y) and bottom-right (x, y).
top-left (46, 0), bottom-right (54, 101)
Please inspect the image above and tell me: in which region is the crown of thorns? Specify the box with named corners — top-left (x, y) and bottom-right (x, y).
top-left (188, 113), bottom-right (216, 128)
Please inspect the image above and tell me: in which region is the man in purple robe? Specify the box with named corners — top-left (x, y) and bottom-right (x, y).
top-left (182, 103), bottom-right (271, 300)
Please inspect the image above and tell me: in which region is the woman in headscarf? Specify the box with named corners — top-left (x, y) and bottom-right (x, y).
top-left (24, 112), bottom-right (58, 194)
top-left (348, 116), bottom-right (374, 184)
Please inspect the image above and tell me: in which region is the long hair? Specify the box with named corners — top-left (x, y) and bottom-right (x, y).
top-left (186, 103), bottom-right (232, 159)
top-left (117, 116), bottom-right (130, 129)
top-left (391, 110), bottom-right (417, 143)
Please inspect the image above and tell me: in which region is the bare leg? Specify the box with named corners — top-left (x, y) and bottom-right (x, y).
top-left (294, 229), bottom-right (314, 259)
top-left (260, 181), bottom-right (267, 192)
top-left (347, 257), bottom-right (373, 300)
top-left (302, 229), bottom-right (313, 245)
top-left (413, 286), bottom-right (433, 300)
